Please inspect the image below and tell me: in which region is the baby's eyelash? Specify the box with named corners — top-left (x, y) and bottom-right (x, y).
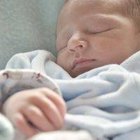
top-left (90, 27), bottom-right (116, 34)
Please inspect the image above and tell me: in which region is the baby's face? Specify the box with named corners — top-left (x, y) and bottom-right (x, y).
top-left (56, 0), bottom-right (139, 77)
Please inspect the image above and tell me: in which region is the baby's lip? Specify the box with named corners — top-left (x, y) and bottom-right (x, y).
top-left (72, 58), bottom-right (96, 69)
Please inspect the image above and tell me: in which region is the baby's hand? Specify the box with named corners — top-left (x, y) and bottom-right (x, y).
top-left (2, 88), bottom-right (66, 138)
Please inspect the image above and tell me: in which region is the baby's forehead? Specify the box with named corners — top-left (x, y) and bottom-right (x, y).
top-left (57, 0), bottom-right (134, 28)
top-left (64, 0), bottom-right (129, 12)
top-left (63, 0), bottom-right (126, 14)
top-left (60, 0), bottom-right (129, 23)
top-left (64, 0), bottom-right (140, 27)
top-left (57, 0), bottom-right (120, 31)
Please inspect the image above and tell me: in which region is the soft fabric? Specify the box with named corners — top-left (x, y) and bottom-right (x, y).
top-left (0, 69), bottom-right (61, 105)
top-left (1, 50), bottom-right (140, 140)
top-left (28, 131), bottom-right (93, 140)
top-left (0, 0), bottom-right (64, 70)
top-left (0, 114), bottom-right (14, 140)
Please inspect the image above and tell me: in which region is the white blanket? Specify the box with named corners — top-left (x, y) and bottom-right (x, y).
top-left (1, 50), bottom-right (140, 140)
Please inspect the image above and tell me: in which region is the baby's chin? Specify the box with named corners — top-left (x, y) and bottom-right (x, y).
top-left (70, 67), bottom-right (94, 77)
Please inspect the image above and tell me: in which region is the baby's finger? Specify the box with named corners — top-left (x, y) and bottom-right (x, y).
top-left (22, 105), bottom-right (54, 131)
top-left (32, 96), bottom-right (63, 129)
top-left (43, 89), bottom-right (66, 117)
top-left (13, 113), bottom-right (38, 137)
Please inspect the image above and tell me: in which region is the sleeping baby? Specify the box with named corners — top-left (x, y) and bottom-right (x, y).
top-left (1, 0), bottom-right (140, 140)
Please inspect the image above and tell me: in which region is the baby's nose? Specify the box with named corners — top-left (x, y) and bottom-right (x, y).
top-left (67, 34), bottom-right (88, 52)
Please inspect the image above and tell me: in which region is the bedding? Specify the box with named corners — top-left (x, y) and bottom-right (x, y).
top-left (0, 114), bottom-right (14, 140)
top-left (28, 131), bottom-right (93, 140)
top-left (0, 50), bottom-right (140, 140)
top-left (0, 0), bottom-right (64, 70)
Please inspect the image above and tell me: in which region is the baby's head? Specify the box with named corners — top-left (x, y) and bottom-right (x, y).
top-left (56, 0), bottom-right (140, 77)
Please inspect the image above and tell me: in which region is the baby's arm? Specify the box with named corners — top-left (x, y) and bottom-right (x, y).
top-left (2, 88), bottom-right (66, 138)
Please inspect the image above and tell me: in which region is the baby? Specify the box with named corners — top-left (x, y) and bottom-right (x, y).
top-left (2, 0), bottom-right (140, 139)
top-left (56, 0), bottom-right (140, 77)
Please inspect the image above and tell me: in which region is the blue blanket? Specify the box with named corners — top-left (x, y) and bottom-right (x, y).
top-left (1, 50), bottom-right (140, 140)
top-left (0, 114), bottom-right (14, 140)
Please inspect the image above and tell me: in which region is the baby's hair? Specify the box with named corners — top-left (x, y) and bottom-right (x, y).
top-left (123, 0), bottom-right (140, 16)
top-left (113, 0), bottom-right (140, 29)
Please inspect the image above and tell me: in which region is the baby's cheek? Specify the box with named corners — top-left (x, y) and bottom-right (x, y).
top-left (56, 57), bottom-right (65, 69)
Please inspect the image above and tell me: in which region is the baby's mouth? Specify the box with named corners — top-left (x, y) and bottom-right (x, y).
top-left (72, 58), bottom-right (96, 70)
